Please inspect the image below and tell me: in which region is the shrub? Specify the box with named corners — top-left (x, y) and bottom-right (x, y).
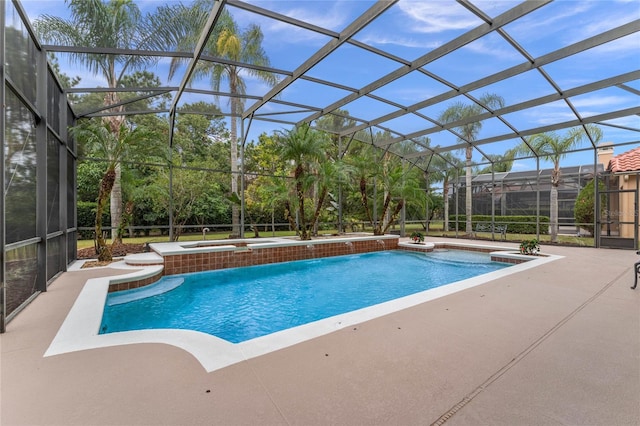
top-left (410, 231), bottom-right (424, 243)
top-left (519, 239), bottom-right (540, 255)
top-left (574, 179), bottom-right (606, 236)
top-left (449, 215), bottom-right (549, 234)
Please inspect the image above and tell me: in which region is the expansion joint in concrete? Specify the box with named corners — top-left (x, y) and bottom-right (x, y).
top-left (429, 268), bottom-right (628, 425)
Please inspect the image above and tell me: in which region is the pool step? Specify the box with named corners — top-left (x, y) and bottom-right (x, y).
top-left (107, 277), bottom-right (184, 305)
top-left (124, 252), bottom-right (164, 266)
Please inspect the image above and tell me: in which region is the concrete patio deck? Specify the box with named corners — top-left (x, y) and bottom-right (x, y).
top-left (1, 238), bottom-right (639, 425)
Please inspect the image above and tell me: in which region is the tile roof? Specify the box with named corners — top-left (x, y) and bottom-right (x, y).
top-left (608, 146), bottom-right (640, 173)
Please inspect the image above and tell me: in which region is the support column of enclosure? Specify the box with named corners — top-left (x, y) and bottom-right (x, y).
top-left (1, 1), bottom-right (6, 333)
top-left (1, 1), bottom-right (77, 331)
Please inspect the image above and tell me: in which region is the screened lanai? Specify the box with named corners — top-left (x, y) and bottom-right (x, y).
top-left (1, 0), bottom-right (639, 330)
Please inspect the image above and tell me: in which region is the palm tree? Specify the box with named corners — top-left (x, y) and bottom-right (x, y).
top-left (310, 159), bottom-right (344, 237)
top-left (517, 125), bottom-right (602, 242)
top-left (70, 119), bottom-right (162, 261)
top-left (349, 145), bottom-right (381, 231)
top-left (276, 123), bottom-right (327, 240)
top-left (34, 0), bottom-right (157, 243)
top-left (349, 145), bottom-right (410, 235)
top-left (438, 94), bottom-right (505, 235)
top-left (429, 152), bottom-right (463, 233)
top-left (478, 150), bottom-right (517, 174)
top-left (158, 2), bottom-right (278, 237)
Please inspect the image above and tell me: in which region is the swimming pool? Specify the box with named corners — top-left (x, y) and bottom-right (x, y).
top-left (100, 250), bottom-right (508, 343)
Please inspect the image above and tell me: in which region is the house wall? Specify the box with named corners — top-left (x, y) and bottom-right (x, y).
top-left (618, 174), bottom-right (639, 239)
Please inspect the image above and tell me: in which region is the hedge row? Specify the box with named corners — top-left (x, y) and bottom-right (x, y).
top-left (448, 215), bottom-right (549, 234)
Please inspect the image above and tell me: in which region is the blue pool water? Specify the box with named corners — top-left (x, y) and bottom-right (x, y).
top-left (100, 250), bottom-right (508, 343)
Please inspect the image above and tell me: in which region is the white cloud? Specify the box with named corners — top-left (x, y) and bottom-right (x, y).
top-left (383, 87), bottom-right (443, 104)
top-left (461, 37), bottom-right (521, 61)
top-left (282, 3), bottom-right (348, 32)
top-left (397, 0), bottom-right (480, 33)
top-left (601, 116), bottom-right (640, 128)
top-left (358, 34), bottom-right (441, 49)
top-left (523, 104), bottom-right (577, 125)
top-left (587, 32), bottom-right (640, 56)
top-left (507, 1), bottom-right (593, 42)
top-left (570, 95), bottom-right (630, 108)
top-left (510, 159), bottom-right (532, 171)
top-left (20, 0), bottom-right (67, 22)
top-left (238, 1), bottom-right (349, 45)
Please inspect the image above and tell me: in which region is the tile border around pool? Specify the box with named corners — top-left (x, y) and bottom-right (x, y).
top-left (45, 245), bottom-right (563, 373)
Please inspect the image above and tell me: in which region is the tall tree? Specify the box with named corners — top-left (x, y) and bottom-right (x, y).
top-left (70, 119), bottom-right (162, 260)
top-left (438, 94), bottom-right (505, 235)
top-left (348, 143), bottom-right (412, 236)
top-left (478, 150), bottom-right (517, 174)
top-left (276, 123), bottom-right (328, 241)
top-left (34, 0), bottom-right (158, 242)
top-left (429, 152), bottom-right (463, 233)
top-left (173, 102), bottom-right (229, 164)
top-left (245, 132), bottom-right (289, 235)
top-left (517, 125), bottom-right (602, 242)
top-left (156, 2), bottom-right (278, 237)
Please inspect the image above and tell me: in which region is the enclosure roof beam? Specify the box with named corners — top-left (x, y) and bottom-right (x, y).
top-left (617, 83), bottom-right (640, 96)
top-left (340, 20), bottom-right (640, 138)
top-left (84, 109), bottom-right (170, 118)
top-left (378, 70), bottom-right (640, 150)
top-left (77, 90), bottom-right (172, 117)
top-left (169, 0), bottom-right (225, 119)
top-left (227, 0), bottom-right (339, 38)
top-left (41, 44), bottom-right (193, 58)
top-left (44, 44), bottom-right (294, 79)
top-left (300, 75), bottom-right (358, 94)
top-left (267, 99), bottom-right (323, 113)
top-left (65, 86), bottom-right (177, 94)
top-left (249, 116), bottom-right (302, 127)
top-left (242, 0), bottom-right (397, 119)
top-left (252, 108), bottom-right (315, 118)
top-left (302, 0), bottom-right (550, 127)
top-left (229, 0), bottom-right (412, 68)
top-left (403, 106), bottom-right (640, 159)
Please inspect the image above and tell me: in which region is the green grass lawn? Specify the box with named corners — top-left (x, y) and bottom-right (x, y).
top-left (77, 223), bottom-right (596, 250)
top-left (76, 229), bottom-right (300, 250)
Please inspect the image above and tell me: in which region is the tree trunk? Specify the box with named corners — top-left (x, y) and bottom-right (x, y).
top-left (96, 167), bottom-right (116, 262)
top-left (110, 162), bottom-right (122, 243)
top-left (312, 180), bottom-right (319, 237)
top-left (284, 201), bottom-right (297, 234)
top-left (360, 177), bottom-right (374, 227)
top-left (230, 94), bottom-right (240, 237)
top-left (465, 146), bottom-right (473, 235)
top-left (104, 84), bottom-right (124, 244)
top-left (443, 177), bottom-right (450, 232)
top-left (550, 184), bottom-right (558, 243)
top-left (271, 208), bottom-right (275, 236)
top-left (297, 172), bottom-right (309, 240)
top-left (311, 186), bottom-right (328, 236)
top-left (381, 199), bottom-right (404, 235)
top-left (379, 192), bottom-right (392, 234)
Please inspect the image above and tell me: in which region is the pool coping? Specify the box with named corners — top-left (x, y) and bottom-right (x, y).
top-left (148, 234), bottom-right (398, 256)
top-left (45, 242), bottom-right (563, 373)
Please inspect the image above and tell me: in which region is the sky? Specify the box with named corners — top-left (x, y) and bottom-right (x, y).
top-left (15, 0), bottom-right (640, 172)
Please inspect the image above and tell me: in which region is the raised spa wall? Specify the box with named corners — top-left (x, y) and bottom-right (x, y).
top-left (149, 235), bottom-right (399, 276)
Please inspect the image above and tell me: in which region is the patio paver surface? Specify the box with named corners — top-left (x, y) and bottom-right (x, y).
top-left (1, 239), bottom-right (638, 425)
